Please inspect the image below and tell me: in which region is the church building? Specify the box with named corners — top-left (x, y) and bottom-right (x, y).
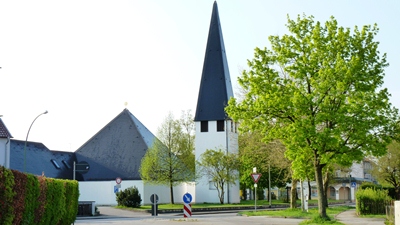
top-left (194, 1), bottom-right (240, 204)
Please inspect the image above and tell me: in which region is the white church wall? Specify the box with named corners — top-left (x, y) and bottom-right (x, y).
top-left (78, 180), bottom-right (196, 205)
top-left (195, 120), bottom-right (240, 203)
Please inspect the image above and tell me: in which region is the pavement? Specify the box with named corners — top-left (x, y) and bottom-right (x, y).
top-left (75, 206), bottom-right (386, 225)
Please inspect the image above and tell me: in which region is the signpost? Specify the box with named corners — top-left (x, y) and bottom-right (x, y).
top-left (150, 194), bottom-right (159, 216)
top-left (251, 167), bottom-right (262, 211)
top-left (183, 193), bottom-right (192, 218)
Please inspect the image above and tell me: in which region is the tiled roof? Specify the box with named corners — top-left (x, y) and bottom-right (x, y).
top-left (0, 118), bottom-right (13, 138)
top-left (194, 1), bottom-right (234, 121)
top-left (10, 140), bottom-right (75, 179)
top-left (75, 108), bottom-right (157, 181)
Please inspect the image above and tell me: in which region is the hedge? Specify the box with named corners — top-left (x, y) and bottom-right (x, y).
top-left (356, 187), bottom-right (392, 215)
top-left (0, 166), bottom-right (79, 225)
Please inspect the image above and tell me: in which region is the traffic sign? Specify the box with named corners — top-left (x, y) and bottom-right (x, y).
top-left (183, 193), bottom-right (192, 204)
top-left (116, 177), bottom-right (122, 184)
top-left (114, 186), bottom-right (119, 193)
top-left (150, 194), bottom-right (159, 204)
top-left (251, 173), bottom-right (262, 183)
top-left (351, 182), bottom-right (356, 188)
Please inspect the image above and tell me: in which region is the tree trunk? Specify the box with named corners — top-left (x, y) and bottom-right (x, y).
top-left (170, 182), bottom-right (174, 204)
top-left (300, 179), bottom-right (305, 211)
top-left (315, 164), bottom-right (328, 218)
top-left (290, 179), bottom-right (298, 208)
top-left (308, 180), bottom-right (312, 200)
top-left (323, 171), bottom-right (330, 208)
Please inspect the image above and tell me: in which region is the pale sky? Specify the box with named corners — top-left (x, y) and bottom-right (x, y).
top-left (1, 1), bottom-right (399, 152)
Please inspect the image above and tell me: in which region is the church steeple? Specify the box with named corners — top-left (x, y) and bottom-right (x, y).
top-left (194, 1), bottom-right (233, 122)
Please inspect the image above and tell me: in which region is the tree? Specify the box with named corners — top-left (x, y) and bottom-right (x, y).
top-left (197, 148), bottom-right (239, 204)
top-left (371, 140), bottom-right (400, 199)
top-left (226, 15), bottom-right (398, 219)
top-left (139, 111), bottom-right (195, 204)
top-left (238, 131), bottom-right (291, 200)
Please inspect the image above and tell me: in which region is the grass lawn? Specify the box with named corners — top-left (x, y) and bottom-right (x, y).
top-left (240, 206), bottom-right (351, 224)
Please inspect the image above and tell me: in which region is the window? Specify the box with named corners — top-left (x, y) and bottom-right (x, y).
top-left (62, 160), bottom-right (71, 169)
top-left (217, 120), bottom-right (225, 132)
top-left (51, 159), bottom-right (61, 169)
top-left (201, 121), bottom-right (208, 132)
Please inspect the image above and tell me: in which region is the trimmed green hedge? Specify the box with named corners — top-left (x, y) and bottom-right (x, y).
top-left (0, 166), bottom-right (79, 225)
top-left (356, 187), bottom-right (392, 215)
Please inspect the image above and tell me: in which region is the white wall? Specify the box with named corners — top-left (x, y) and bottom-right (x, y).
top-left (0, 138), bottom-right (10, 168)
top-left (195, 120), bottom-right (240, 203)
top-left (78, 180), bottom-right (196, 205)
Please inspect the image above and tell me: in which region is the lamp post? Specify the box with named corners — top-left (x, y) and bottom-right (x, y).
top-left (24, 110), bottom-right (48, 172)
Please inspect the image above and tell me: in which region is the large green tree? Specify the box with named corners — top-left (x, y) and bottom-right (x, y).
top-left (371, 141), bottom-right (400, 199)
top-left (197, 148), bottom-right (239, 204)
top-left (226, 15), bottom-right (398, 218)
top-left (139, 111), bottom-right (195, 204)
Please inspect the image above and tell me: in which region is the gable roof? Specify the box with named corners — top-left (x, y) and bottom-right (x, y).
top-left (10, 139), bottom-right (75, 179)
top-left (194, 1), bottom-right (234, 122)
top-left (75, 108), bottom-right (156, 181)
top-left (0, 118), bottom-right (13, 138)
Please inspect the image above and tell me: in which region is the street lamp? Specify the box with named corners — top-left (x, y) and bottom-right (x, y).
top-left (24, 110), bottom-right (48, 172)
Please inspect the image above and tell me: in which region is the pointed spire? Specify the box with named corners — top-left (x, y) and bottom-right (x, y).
top-left (194, 1), bottom-right (233, 121)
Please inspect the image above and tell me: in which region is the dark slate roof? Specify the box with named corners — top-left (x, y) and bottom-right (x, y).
top-left (194, 1), bottom-right (234, 121)
top-left (74, 108), bottom-right (156, 181)
top-left (0, 118), bottom-right (13, 138)
top-left (10, 139), bottom-right (76, 179)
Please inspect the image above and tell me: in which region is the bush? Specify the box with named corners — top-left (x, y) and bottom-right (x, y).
top-left (116, 186), bottom-right (142, 208)
top-left (356, 187), bottom-right (392, 215)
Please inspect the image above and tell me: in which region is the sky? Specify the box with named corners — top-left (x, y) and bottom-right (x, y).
top-left (1, 1), bottom-right (399, 152)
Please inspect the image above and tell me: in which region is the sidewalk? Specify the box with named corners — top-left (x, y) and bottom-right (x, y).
top-left (335, 209), bottom-right (385, 225)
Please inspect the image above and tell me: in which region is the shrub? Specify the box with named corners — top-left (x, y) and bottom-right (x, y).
top-left (22, 173), bottom-right (40, 224)
top-left (0, 166), bottom-right (15, 225)
top-left (356, 187), bottom-right (392, 215)
top-left (116, 186), bottom-right (142, 208)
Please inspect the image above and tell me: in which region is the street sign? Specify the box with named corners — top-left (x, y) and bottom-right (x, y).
top-left (351, 182), bottom-right (356, 188)
top-left (183, 193), bottom-right (192, 204)
top-left (251, 173), bottom-right (262, 183)
top-left (116, 177), bottom-right (122, 184)
top-left (150, 194), bottom-right (159, 204)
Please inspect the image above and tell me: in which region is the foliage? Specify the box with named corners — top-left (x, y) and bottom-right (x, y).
top-left (116, 186), bottom-right (142, 208)
top-left (197, 148), bottom-right (239, 204)
top-left (11, 169), bottom-right (28, 225)
top-left (22, 173), bottom-right (40, 224)
top-left (226, 14), bottom-right (398, 218)
top-left (40, 179), bottom-right (66, 225)
top-left (356, 188), bottom-right (392, 215)
top-left (60, 180), bottom-right (79, 225)
top-left (139, 111), bottom-right (195, 204)
top-left (0, 166), bottom-right (79, 225)
top-left (239, 131), bottom-right (291, 191)
top-left (370, 140), bottom-right (400, 199)
top-left (0, 166), bottom-right (15, 225)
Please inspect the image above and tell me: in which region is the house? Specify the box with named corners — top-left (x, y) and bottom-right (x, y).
top-left (0, 117), bottom-right (13, 168)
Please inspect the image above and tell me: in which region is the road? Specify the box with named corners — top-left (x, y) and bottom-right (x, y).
top-left (74, 212), bottom-right (305, 225)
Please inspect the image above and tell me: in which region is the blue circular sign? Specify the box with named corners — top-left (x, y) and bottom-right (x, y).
top-left (183, 193), bottom-right (192, 204)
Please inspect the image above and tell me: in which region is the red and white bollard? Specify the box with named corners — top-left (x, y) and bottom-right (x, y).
top-left (183, 203), bottom-right (192, 218)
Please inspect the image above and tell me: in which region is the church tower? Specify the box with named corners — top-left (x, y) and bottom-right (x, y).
top-left (194, 1), bottom-right (240, 204)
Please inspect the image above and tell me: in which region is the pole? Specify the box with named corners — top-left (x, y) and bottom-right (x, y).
top-left (255, 184), bottom-right (257, 211)
top-left (24, 110), bottom-right (48, 172)
top-left (73, 161), bottom-right (76, 180)
top-left (349, 174), bottom-right (352, 203)
top-left (268, 163), bottom-right (271, 207)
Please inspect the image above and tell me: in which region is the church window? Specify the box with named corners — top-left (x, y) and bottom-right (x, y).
top-left (217, 120), bottom-right (225, 132)
top-left (201, 121), bottom-right (208, 132)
